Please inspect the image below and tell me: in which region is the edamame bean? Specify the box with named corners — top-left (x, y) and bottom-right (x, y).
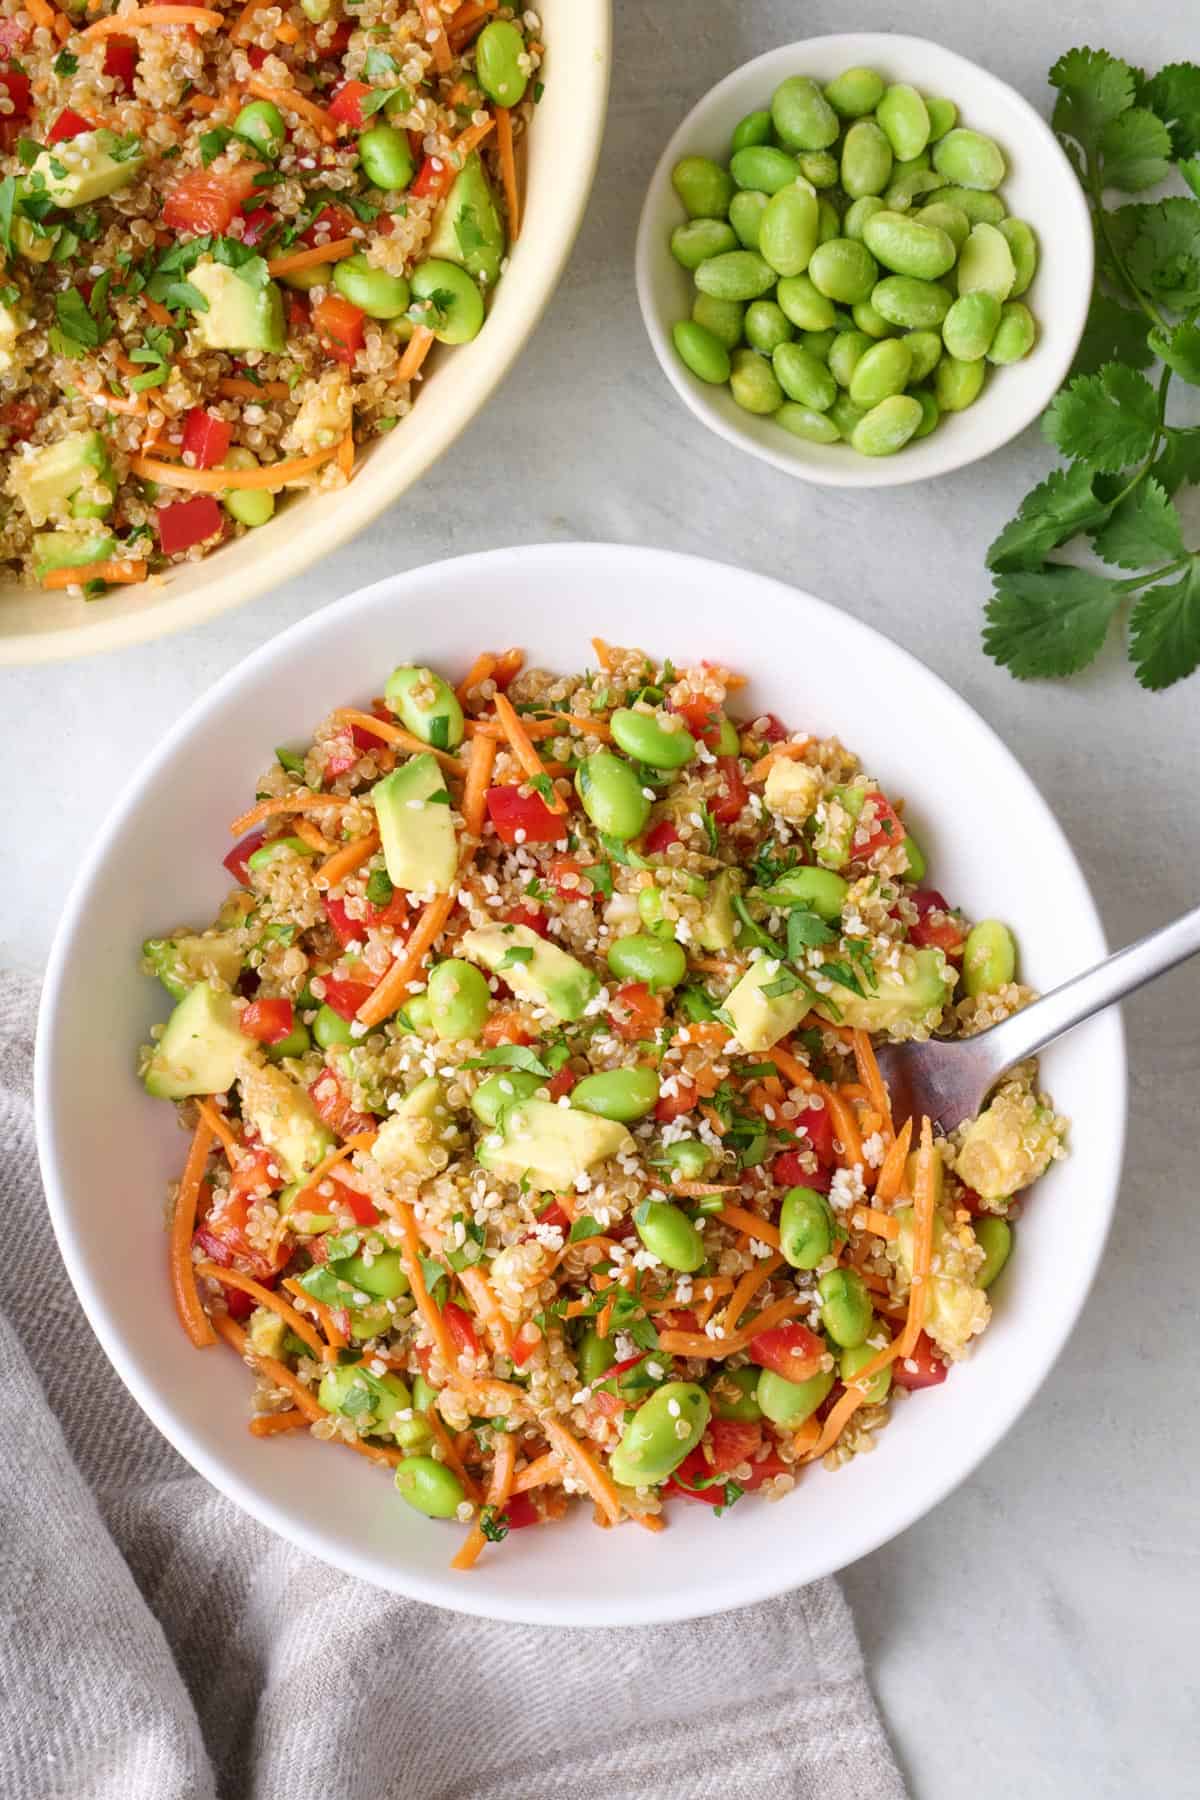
top-left (963, 918), bottom-right (1016, 995)
top-left (932, 127), bottom-right (1006, 192)
top-left (828, 392), bottom-right (867, 439)
top-left (957, 222), bottom-right (1015, 302)
top-left (974, 1215), bottom-right (1013, 1290)
top-left (234, 98), bottom-right (285, 159)
top-left (394, 1455), bottom-right (466, 1518)
top-left (808, 237), bottom-right (878, 305)
top-left (903, 329), bottom-right (943, 382)
top-left (756, 1366), bottom-right (833, 1428)
top-left (248, 836), bottom-right (314, 868)
top-left (844, 194), bottom-right (886, 241)
top-left (399, 989), bottom-right (433, 1035)
top-left (670, 218), bottom-right (738, 269)
top-left (776, 402), bottom-right (841, 443)
top-left (637, 885), bottom-right (672, 936)
top-left (755, 865), bottom-right (848, 917)
top-left (776, 274), bottom-right (836, 332)
top-left (851, 298), bottom-right (895, 338)
top-left (773, 342), bottom-right (836, 410)
top-left (759, 181), bottom-right (819, 277)
top-left (711, 716), bottom-right (740, 755)
top-left (333, 1248), bottom-right (410, 1300)
top-left (577, 1325), bottom-right (617, 1385)
top-left (221, 448), bottom-right (275, 527)
top-left (730, 346), bottom-right (784, 413)
top-left (656, 1137), bottom-right (710, 1180)
top-left (607, 931), bottom-right (687, 991)
top-left (410, 259), bottom-right (484, 342)
top-left (987, 300), bottom-right (1036, 364)
top-left (851, 393), bottom-right (924, 456)
top-left (903, 835), bottom-right (927, 879)
top-left (911, 387), bottom-right (940, 437)
top-left (818, 1267), bottom-right (874, 1347)
top-left (841, 119), bottom-right (893, 199)
top-left (672, 319), bottom-right (732, 385)
top-left (922, 185), bottom-right (1006, 225)
top-left (427, 958), bottom-right (490, 1040)
top-left (744, 299), bottom-right (794, 353)
top-left (997, 219), bottom-right (1038, 296)
top-left (848, 337), bottom-right (913, 408)
top-left (265, 1018), bottom-right (309, 1061)
top-left (470, 1069), bottom-right (543, 1128)
top-left (358, 122), bottom-right (414, 191)
top-left (863, 208), bottom-right (956, 281)
top-left (730, 145), bottom-right (800, 195)
top-left (609, 1381), bottom-right (709, 1486)
top-left (817, 197), bottom-right (840, 243)
top-left (840, 1342), bottom-right (893, 1403)
top-left (710, 1364), bottom-right (763, 1422)
top-left (924, 96), bottom-right (958, 141)
top-left (333, 254), bottom-right (410, 319)
top-left (943, 290), bottom-right (1001, 362)
top-left (771, 75), bottom-right (839, 151)
top-left (671, 155), bottom-right (735, 220)
top-left (314, 1003), bottom-right (354, 1049)
top-left (877, 83), bottom-right (931, 161)
top-left (800, 326), bottom-right (838, 359)
top-left (884, 168), bottom-right (944, 210)
top-left (575, 750), bottom-right (651, 840)
top-left (871, 275), bottom-right (952, 329)
top-left (694, 250), bottom-right (777, 302)
top-left (798, 150), bottom-right (839, 188)
top-left (572, 1066), bottom-right (661, 1123)
top-left (934, 353), bottom-right (987, 411)
top-left (475, 17), bottom-right (528, 107)
top-left (919, 200), bottom-right (970, 253)
top-left (731, 108), bottom-right (772, 152)
top-left (779, 1185), bottom-right (836, 1270)
top-left (633, 1199), bottom-right (705, 1272)
top-left (385, 664), bottom-right (465, 746)
top-left (692, 292), bottom-right (745, 348)
top-left (824, 65), bottom-right (885, 119)
top-left (729, 188), bottom-right (769, 249)
top-left (299, 0), bottom-right (329, 17)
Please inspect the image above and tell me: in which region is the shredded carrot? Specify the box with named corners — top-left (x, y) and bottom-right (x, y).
top-left (419, 0), bottom-right (452, 70)
top-left (897, 1117), bottom-right (936, 1358)
top-left (492, 692), bottom-right (566, 812)
top-left (792, 1415), bottom-right (822, 1457)
top-left (763, 1042), bottom-right (822, 1094)
top-left (715, 1203), bottom-right (781, 1250)
top-left (461, 725), bottom-right (497, 837)
top-left (289, 818), bottom-right (332, 858)
top-left (282, 1278), bottom-right (347, 1361)
top-left (852, 1028), bottom-right (893, 1142)
top-left (266, 237), bottom-right (357, 277)
top-left (800, 1342), bottom-right (900, 1464)
top-left (215, 376), bottom-right (291, 401)
top-left (451, 1430), bottom-right (517, 1570)
top-left (316, 830), bottom-right (380, 888)
top-left (249, 1408), bottom-right (309, 1437)
top-left (658, 1293), bottom-right (803, 1360)
top-left (197, 1262), bottom-right (328, 1360)
top-left (852, 1207), bottom-right (900, 1242)
top-left (171, 1119), bottom-right (217, 1349)
top-left (245, 74), bottom-right (337, 141)
top-left (720, 1252), bottom-right (783, 1335)
top-left (492, 647), bottom-right (524, 686)
top-left (826, 1087), bottom-right (865, 1170)
top-left (494, 105), bottom-right (519, 240)
top-left (875, 1117), bottom-right (914, 1206)
top-left (592, 637), bottom-right (615, 671)
top-left (194, 1098), bottom-right (242, 1164)
top-left (747, 740), bottom-right (811, 782)
top-left (543, 1419), bottom-right (622, 1525)
top-left (82, 5), bottom-right (224, 35)
top-left (228, 790), bottom-right (343, 835)
top-left (288, 1131), bottom-right (377, 1214)
top-left (231, 0), bottom-right (272, 39)
top-left (457, 1265), bottom-right (515, 1357)
top-left (143, 296), bottom-right (174, 326)
top-left (394, 1201), bottom-right (457, 1369)
top-left (132, 441), bottom-right (344, 494)
top-left (396, 324), bottom-right (435, 383)
top-left (330, 707), bottom-right (463, 773)
top-left (511, 1450), bottom-right (560, 1493)
top-left (455, 651), bottom-right (496, 703)
top-left (447, 0), bottom-right (496, 50)
top-left (337, 430), bottom-right (355, 480)
top-left (274, 16), bottom-right (299, 40)
top-left (357, 892), bottom-right (456, 1027)
top-left (183, 92), bottom-right (218, 115)
top-left (41, 557), bottom-right (147, 591)
top-left (25, 0), bottom-right (58, 28)
top-left (424, 1405), bottom-right (484, 1501)
top-left (92, 387), bottom-right (146, 417)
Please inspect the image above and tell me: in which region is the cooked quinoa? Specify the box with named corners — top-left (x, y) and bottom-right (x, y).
top-left (141, 640), bottom-right (1067, 1564)
top-left (0, 0), bottom-right (539, 594)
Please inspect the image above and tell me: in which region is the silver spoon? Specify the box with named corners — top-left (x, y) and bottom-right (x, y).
top-left (873, 904), bottom-right (1200, 1133)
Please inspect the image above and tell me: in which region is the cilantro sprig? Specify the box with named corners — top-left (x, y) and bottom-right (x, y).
top-left (983, 49), bottom-right (1200, 690)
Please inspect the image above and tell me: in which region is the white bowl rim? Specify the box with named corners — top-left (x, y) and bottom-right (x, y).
top-left (35, 541), bottom-right (1127, 1626)
top-left (635, 31), bottom-right (1095, 490)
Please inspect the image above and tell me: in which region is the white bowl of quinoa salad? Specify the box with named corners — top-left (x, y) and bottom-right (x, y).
top-left (0, 0), bottom-right (610, 664)
top-left (36, 542), bottom-right (1125, 1625)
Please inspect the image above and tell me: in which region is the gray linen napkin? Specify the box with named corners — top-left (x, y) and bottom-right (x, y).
top-left (0, 971), bottom-right (905, 1800)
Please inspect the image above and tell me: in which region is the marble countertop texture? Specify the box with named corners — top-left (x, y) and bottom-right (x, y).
top-left (3, 2), bottom-right (1197, 1794)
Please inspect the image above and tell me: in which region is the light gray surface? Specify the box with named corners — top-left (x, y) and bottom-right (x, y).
top-left (3, 2), bottom-right (1198, 1795)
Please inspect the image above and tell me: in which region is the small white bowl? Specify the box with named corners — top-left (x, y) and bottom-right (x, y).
top-left (36, 542), bottom-right (1125, 1626)
top-left (636, 33), bottom-right (1093, 489)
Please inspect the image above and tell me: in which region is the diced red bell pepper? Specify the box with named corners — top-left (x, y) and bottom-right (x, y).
top-left (653, 1079), bottom-right (702, 1122)
top-left (181, 407), bottom-right (233, 471)
top-left (0, 398), bottom-right (39, 439)
top-left (286, 291), bottom-right (310, 334)
top-left (748, 1322), bottom-right (825, 1384)
top-left (323, 736), bottom-right (360, 780)
top-left (228, 1145), bottom-right (284, 1204)
top-left (668, 693), bottom-right (728, 751)
top-left (239, 997), bottom-right (295, 1045)
top-left (891, 1332), bottom-right (950, 1390)
top-left (443, 1300), bottom-right (482, 1358)
top-left (321, 972), bottom-right (377, 1020)
top-left (196, 1186), bottom-right (289, 1281)
top-left (481, 1011), bottom-right (534, 1048)
top-left (706, 1417), bottom-right (763, 1474)
top-left (157, 494), bottom-right (224, 556)
top-left (511, 1322), bottom-right (542, 1367)
top-left (855, 790), bottom-right (905, 860)
top-left (0, 67), bottom-right (31, 117)
top-left (225, 1286), bottom-right (254, 1320)
top-left (547, 853), bottom-right (589, 899)
top-left (609, 981), bottom-right (665, 1043)
top-left (325, 1174), bottom-right (381, 1227)
top-left (957, 1186), bottom-right (986, 1218)
top-left (319, 18), bottom-right (354, 56)
top-left (223, 829), bottom-right (266, 887)
top-left (327, 79), bottom-right (371, 127)
top-left (485, 784), bottom-right (564, 846)
top-left (642, 819), bottom-right (681, 856)
top-left (313, 292), bottom-right (364, 365)
top-left (163, 163), bottom-right (262, 235)
top-left (797, 1100), bottom-right (835, 1165)
top-left (535, 1200), bottom-right (571, 1234)
top-left (47, 107), bottom-right (94, 144)
top-left (756, 712), bottom-right (790, 743)
top-left (709, 755), bottom-right (749, 824)
top-left (324, 892), bottom-right (410, 947)
top-left (411, 152), bottom-right (457, 202)
top-left (502, 1490), bottom-right (539, 1529)
top-left (301, 201), bottom-right (356, 247)
top-left (245, 44), bottom-right (268, 68)
top-left (546, 1067), bottom-right (577, 1101)
top-left (771, 1150), bottom-right (833, 1195)
top-left (102, 35), bottom-right (137, 90)
top-left (239, 205), bottom-right (275, 247)
top-left (908, 889), bottom-right (966, 956)
top-left (503, 903), bottom-right (551, 939)
top-left (323, 896), bottom-right (363, 948)
top-left (309, 1067), bottom-right (375, 1137)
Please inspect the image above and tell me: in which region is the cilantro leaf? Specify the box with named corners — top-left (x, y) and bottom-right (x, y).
top-left (1050, 46), bottom-right (1136, 154)
top-left (1091, 479), bottom-right (1184, 569)
top-left (1129, 561), bottom-right (1200, 689)
top-left (1140, 61), bottom-right (1200, 159)
top-left (1181, 157), bottom-right (1200, 201)
top-left (983, 566), bottom-right (1124, 679)
top-left (1149, 320), bottom-right (1200, 387)
top-left (785, 908), bottom-right (835, 953)
top-left (1099, 106), bottom-right (1173, 190)
top-left (1123, 198), bottom-right (1200, 309)
top-left (497, 945), bottom-right (534, 971)
top-left (817, 960), bottom-right (866, 999)
top-left (1151, 426), bottom-right (1200, 495)
top-left (0, 177), bottom-right (15, 258)
top-left (479, 1505), bottom-right (509, 1542)
top-left (1042, 363), bottom-right (1159, 471)
top-left (987, 463), bottom-right (1112, 572)
top-left (1072, 292), bottom-right (1153, 378)
top-left (567, 1215), bottom-right (603, 1243)
top-left (463, 1045), bottom-right (550, 1076)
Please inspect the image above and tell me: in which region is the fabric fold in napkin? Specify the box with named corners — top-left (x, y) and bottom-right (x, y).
top-left (0, 971), bottom-right (905, 1800)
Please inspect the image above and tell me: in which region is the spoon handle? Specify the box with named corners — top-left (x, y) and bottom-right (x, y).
top-left (977, 903), bottom-right (1200, 1076)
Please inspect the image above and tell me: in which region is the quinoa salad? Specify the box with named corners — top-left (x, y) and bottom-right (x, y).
top-left (141, 640), bottom-right (1067, 1566)
top-left (0, 0), bottom-right (540, 596)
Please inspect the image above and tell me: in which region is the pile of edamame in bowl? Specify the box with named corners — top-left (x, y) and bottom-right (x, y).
top-left (668, 65), bottom-right (1039, 458)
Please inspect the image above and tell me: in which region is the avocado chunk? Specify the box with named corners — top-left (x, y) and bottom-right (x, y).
top-left (10, 429), bottom-right (114, 527)
top-left (694, 868), bottom-right (742, 953)
top-left (722, 956), bottom-right (811, 1051)
top-left (30, 129), bottom-right (143, 206)
top-left (143, 982), bottom-right (247, 1099)
top-left (237, 1058), bottom-right (335, 1181)
top-left (372, 753), bottom-right (458, 896)
top-left (0, 297), bottom-right (27, 373)
top-left (372, 1076), bottom-right (459, 1178)
top-left (814, 946), bottom-right (951, 1036)
top-left (458, 921), bottom-right (599, 1022)
top-left (425, 151), bottom-right (507, 286)
top-left (764, 759), bottom-right (822, 824)
top-left (812, 781), bottom-right (868, 870)
top-left (247, 1304), bottom-right (288, 1359)
top-left (955, 1079), bottom-right (1064, 1199)
top-left (32, 527), bottom-right (117, 580)
top-left (189, 257), bottom-right (286, 354)
top-left (143, 930), bottom-right (246, 1001)
top-left (477, 1098), bottom-right (634, 1190)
